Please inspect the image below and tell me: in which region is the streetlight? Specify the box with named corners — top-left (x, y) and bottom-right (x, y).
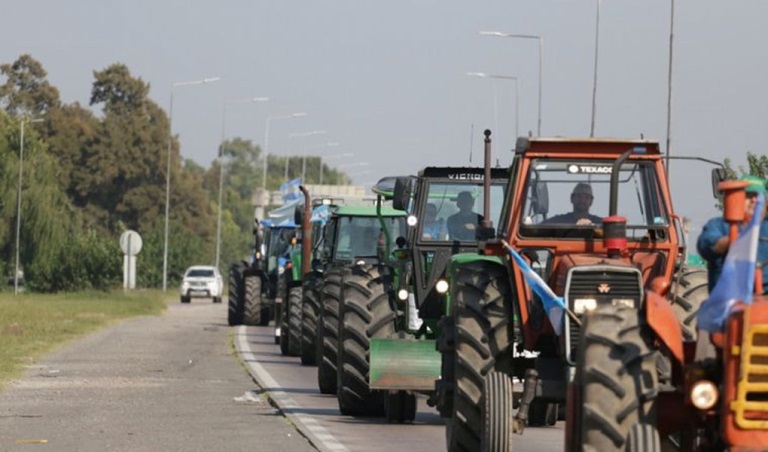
top-left (320, 152), bottom-right (354, 185)
top-left (303, 142), bottom-right (339, 182)
top-left (467, 72), bottom-right (520, 142)
top-left (665, 0), bottom-right (676, 176)
top-left (162, 76), bottom-right (220, 292)
top-left (216, 97), bottom-right (270, 270)
top-left (287, 130), bottom-right (326, 180)
top-left (590, 0), bottom-right (602, 137)
top-left (480, 31), bottom-right (543, 136)
top-left (14, 117), bottom-right (43, 295)
top-left (261, 112), bottom-right (307, 212)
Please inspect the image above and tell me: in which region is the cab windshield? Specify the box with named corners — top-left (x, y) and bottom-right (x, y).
top-left (335, 216), bottom-right (406, 260)
top-left (519, 159), bottom-right (669, 239)
top-left (419, 182), bottom-right (506, 241)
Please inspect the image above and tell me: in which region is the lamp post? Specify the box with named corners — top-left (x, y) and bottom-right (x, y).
top-left (480, 31), bottom-right (543, 136)
top-left (303, 142), bottom-right (339, 182)
top-left (320, 152), bottom-right (354, 185)
top-left (216, 96), bottom-right (269, 270)
top-left (287, 130), bottom-right (326, 180)
top-left (665, 0), bottom-right (676, 176)
top-left (261, 112), bottom-right (307, 212)
top-left (14, 117), bottom-right (43, 295)
top-left (467, 72), bottom-right (520, 141)
top-left (162, 76), bottom-right (220, 292)
top-left (590, 0), bottom-right (602, 137)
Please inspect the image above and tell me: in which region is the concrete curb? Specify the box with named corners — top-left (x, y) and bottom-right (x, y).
top-left (235, 326), bottom-right (348, 452)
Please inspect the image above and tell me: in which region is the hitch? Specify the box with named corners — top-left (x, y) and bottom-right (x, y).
top-left (513, 368), bottom-right (539, 434)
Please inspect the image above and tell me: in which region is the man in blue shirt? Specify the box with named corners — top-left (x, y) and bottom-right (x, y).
top-left (697, 174), bottom-right (768, 292)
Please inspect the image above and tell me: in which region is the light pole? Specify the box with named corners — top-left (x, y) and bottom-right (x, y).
top-left (467, 72), bottom-right (520, 141)
top-left (287, 130), bottom-right (326, 180)
top-left (480, 31), bottom-right (543, 136)
top-left (261, 112), bottom-right (307, 212)
top-left (216, 97), bottom-right (269, 270)
top-left (14, 117), bottom-right (43, 295)
top-left (162, 76), bottom-right (220, 292)
top-left (590, 0), bottom-right (602, 137)
top-left (665, 0), bottom-right (676, 176)
top-left (304, 142), bottom-right (339, 182)
top-left (320, 152), bottom-right (354, 185)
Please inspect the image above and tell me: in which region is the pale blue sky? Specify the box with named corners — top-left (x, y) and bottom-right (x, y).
top-left (2, 0), bottom-right (767, 239)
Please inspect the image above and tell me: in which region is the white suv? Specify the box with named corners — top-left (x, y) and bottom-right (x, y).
top-left (180, 266), bottom-right (223, 304)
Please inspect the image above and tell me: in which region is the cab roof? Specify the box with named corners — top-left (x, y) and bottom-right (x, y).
top-left (515, 137), bottom-right (661, 156)
top-left (333, 205), bottom-right (404, 217)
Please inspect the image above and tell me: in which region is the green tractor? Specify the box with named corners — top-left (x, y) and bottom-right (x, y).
top-left (365, 166), bottom-right (509, 423)
top-left (311, 195), bottom-right (406, 404)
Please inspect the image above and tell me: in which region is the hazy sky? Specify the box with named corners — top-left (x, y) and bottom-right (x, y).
top-left (2, 0), bottom-right (767, 240)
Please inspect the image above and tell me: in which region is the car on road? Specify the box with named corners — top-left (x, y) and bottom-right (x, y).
top-left (180, 266), bottom-right (223, 304)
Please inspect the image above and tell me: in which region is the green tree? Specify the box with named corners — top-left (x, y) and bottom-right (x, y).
top-left (0, 54), bottom-right (61, 116)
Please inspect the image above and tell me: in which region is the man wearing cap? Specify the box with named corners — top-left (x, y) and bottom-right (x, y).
top-left (697, 174), bottom-right (768, 292)
top-left (543, 182), bottom-right (603, 226)
top-left (447, 191), bottom-right (484, 240)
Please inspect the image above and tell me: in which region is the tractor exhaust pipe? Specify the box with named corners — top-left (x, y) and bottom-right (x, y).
top-left (604, 150), bottom-right (631, 258)
top-left (299, 185), bottom-right (311, 276)
top-left (482, 129), bottom-right (492, 229)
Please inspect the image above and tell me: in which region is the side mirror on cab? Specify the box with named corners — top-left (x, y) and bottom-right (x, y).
top-left (532, 180), bottom-right (549, 215)
top-left (393, 177), bottom-right (412, 211)
top-left (711, 168), bottom-right (728, 199)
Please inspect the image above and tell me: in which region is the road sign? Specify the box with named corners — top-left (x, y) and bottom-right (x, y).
top-left (120, 230), bottom-right (143, 256)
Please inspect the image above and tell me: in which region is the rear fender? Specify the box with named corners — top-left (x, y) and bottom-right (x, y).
top-left (444, 253), bottom-right (505, 315)
top-left (645, 290), bottom-right (684, 364)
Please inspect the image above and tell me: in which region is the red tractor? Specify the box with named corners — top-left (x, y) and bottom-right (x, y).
top-left (433, 134), bottom-right (739, 451)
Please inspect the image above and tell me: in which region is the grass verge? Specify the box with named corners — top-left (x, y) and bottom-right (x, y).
top-left (0, 290), bottom-right (167, 388)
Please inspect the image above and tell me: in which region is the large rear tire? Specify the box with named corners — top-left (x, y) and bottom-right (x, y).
top-left (481, 371), bottom-right (514, 452)
top-left (243, 274), bottom-right (263, 326)
top-left (301, 273), bottom-right (322, 366)
top-left (284, 286), bottom-right (302, 356)
top-left (317, 267), bottom-right (342, 395)
top-left (669, 267), bottom-right (708, 341)
top-left (336, 264), bottom-right (394, 417)
top-left (576, 305), bottom-right (658, 451)
top-left (442, 261), bottom-right (514, 452)
top-left (228, 262), bottom-right (245, 326)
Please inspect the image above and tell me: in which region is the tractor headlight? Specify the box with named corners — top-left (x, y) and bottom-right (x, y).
top-left (397, 289), bottom-right (409, 301)
top-left (435, 279), bottom-right (450, 294)
top-left (573, 298), bottom-right (597, 314)
top-left (407, 215), bottom-right (418, 227)
top-left (611, 298), bottom-right (635, 309)
top-left (690, 380), bottom-right (719, 410)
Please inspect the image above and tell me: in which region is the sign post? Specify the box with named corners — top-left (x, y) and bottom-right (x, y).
top-left (119, 230), bottom-right (143, 290)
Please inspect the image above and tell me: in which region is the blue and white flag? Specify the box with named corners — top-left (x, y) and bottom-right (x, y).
top-left (310, 204), bottom-right (331, 225)
top-left (698, 193), bottom-right (764, 332)
top-left (280, 178), bottom-right (303, 202)
top-left (504, 243), bottom-right (567, 335)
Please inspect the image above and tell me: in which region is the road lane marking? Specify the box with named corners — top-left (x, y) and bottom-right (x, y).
top-left (236, 326), bottom-right (349, 452)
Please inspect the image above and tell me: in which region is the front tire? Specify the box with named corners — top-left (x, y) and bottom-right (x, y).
top-left (576, 305), bottom-right (658, 451)
top-left (281, 286), bottom-right (302, 356)
top-left (442, 261), bottom-right (514, 452)
top-left (336, 264), bottom-right (394, 416)
top-left (317, 268), bottom-right (342, 395)
top-left (228, 262), bottom-right (245, 326)
top-left (301, 273), bottom-right (322, 366)
top-left (481, 371), bottom-right (513, 452)
top-left (243, 274), bottom-right (263, 326)
top-left (669, 267), bottom-right (708, 341)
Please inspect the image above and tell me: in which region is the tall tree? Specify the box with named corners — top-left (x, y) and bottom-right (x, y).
top-left (0, 54), bottom-right (61, 116)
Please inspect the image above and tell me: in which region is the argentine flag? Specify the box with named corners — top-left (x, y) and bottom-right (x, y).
top-left (280, 178), bottom-right (303, 202)
top-left (698, 193), bottom-right (764, 332)
top-left (504, 243), bottom-right (567, 335)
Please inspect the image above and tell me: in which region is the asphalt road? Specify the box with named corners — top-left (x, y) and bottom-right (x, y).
top-left (235, 324), bottom-right (565, 452)
top-left (0, 300), bottom-right (315, 452)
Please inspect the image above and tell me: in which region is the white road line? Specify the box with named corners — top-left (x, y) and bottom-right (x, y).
top-left (236, 326), bottom-right (349, 452)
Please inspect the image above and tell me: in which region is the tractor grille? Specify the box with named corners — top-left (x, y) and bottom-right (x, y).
top-left (732, 325), bottom-right (768, 429)
top-left (564, 266), bottom-right (643, 365)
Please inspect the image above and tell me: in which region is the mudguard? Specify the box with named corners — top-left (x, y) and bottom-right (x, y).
top-left (645, 290), bottom-right (684, 363)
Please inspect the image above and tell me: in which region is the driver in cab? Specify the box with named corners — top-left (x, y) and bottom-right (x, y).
top-left (543, 183), bottom-right (603, 225)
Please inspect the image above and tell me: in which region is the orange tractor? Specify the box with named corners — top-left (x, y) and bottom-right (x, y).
top-left (433, 134), bottom-right (763, 451)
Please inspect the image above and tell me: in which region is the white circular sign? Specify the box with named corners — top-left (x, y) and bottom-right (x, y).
top-left (120, 230), bottom-right (143, 256)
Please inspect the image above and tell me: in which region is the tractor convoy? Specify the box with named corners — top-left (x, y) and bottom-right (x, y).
top-left (228, 130), bottom-right (768, 451)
